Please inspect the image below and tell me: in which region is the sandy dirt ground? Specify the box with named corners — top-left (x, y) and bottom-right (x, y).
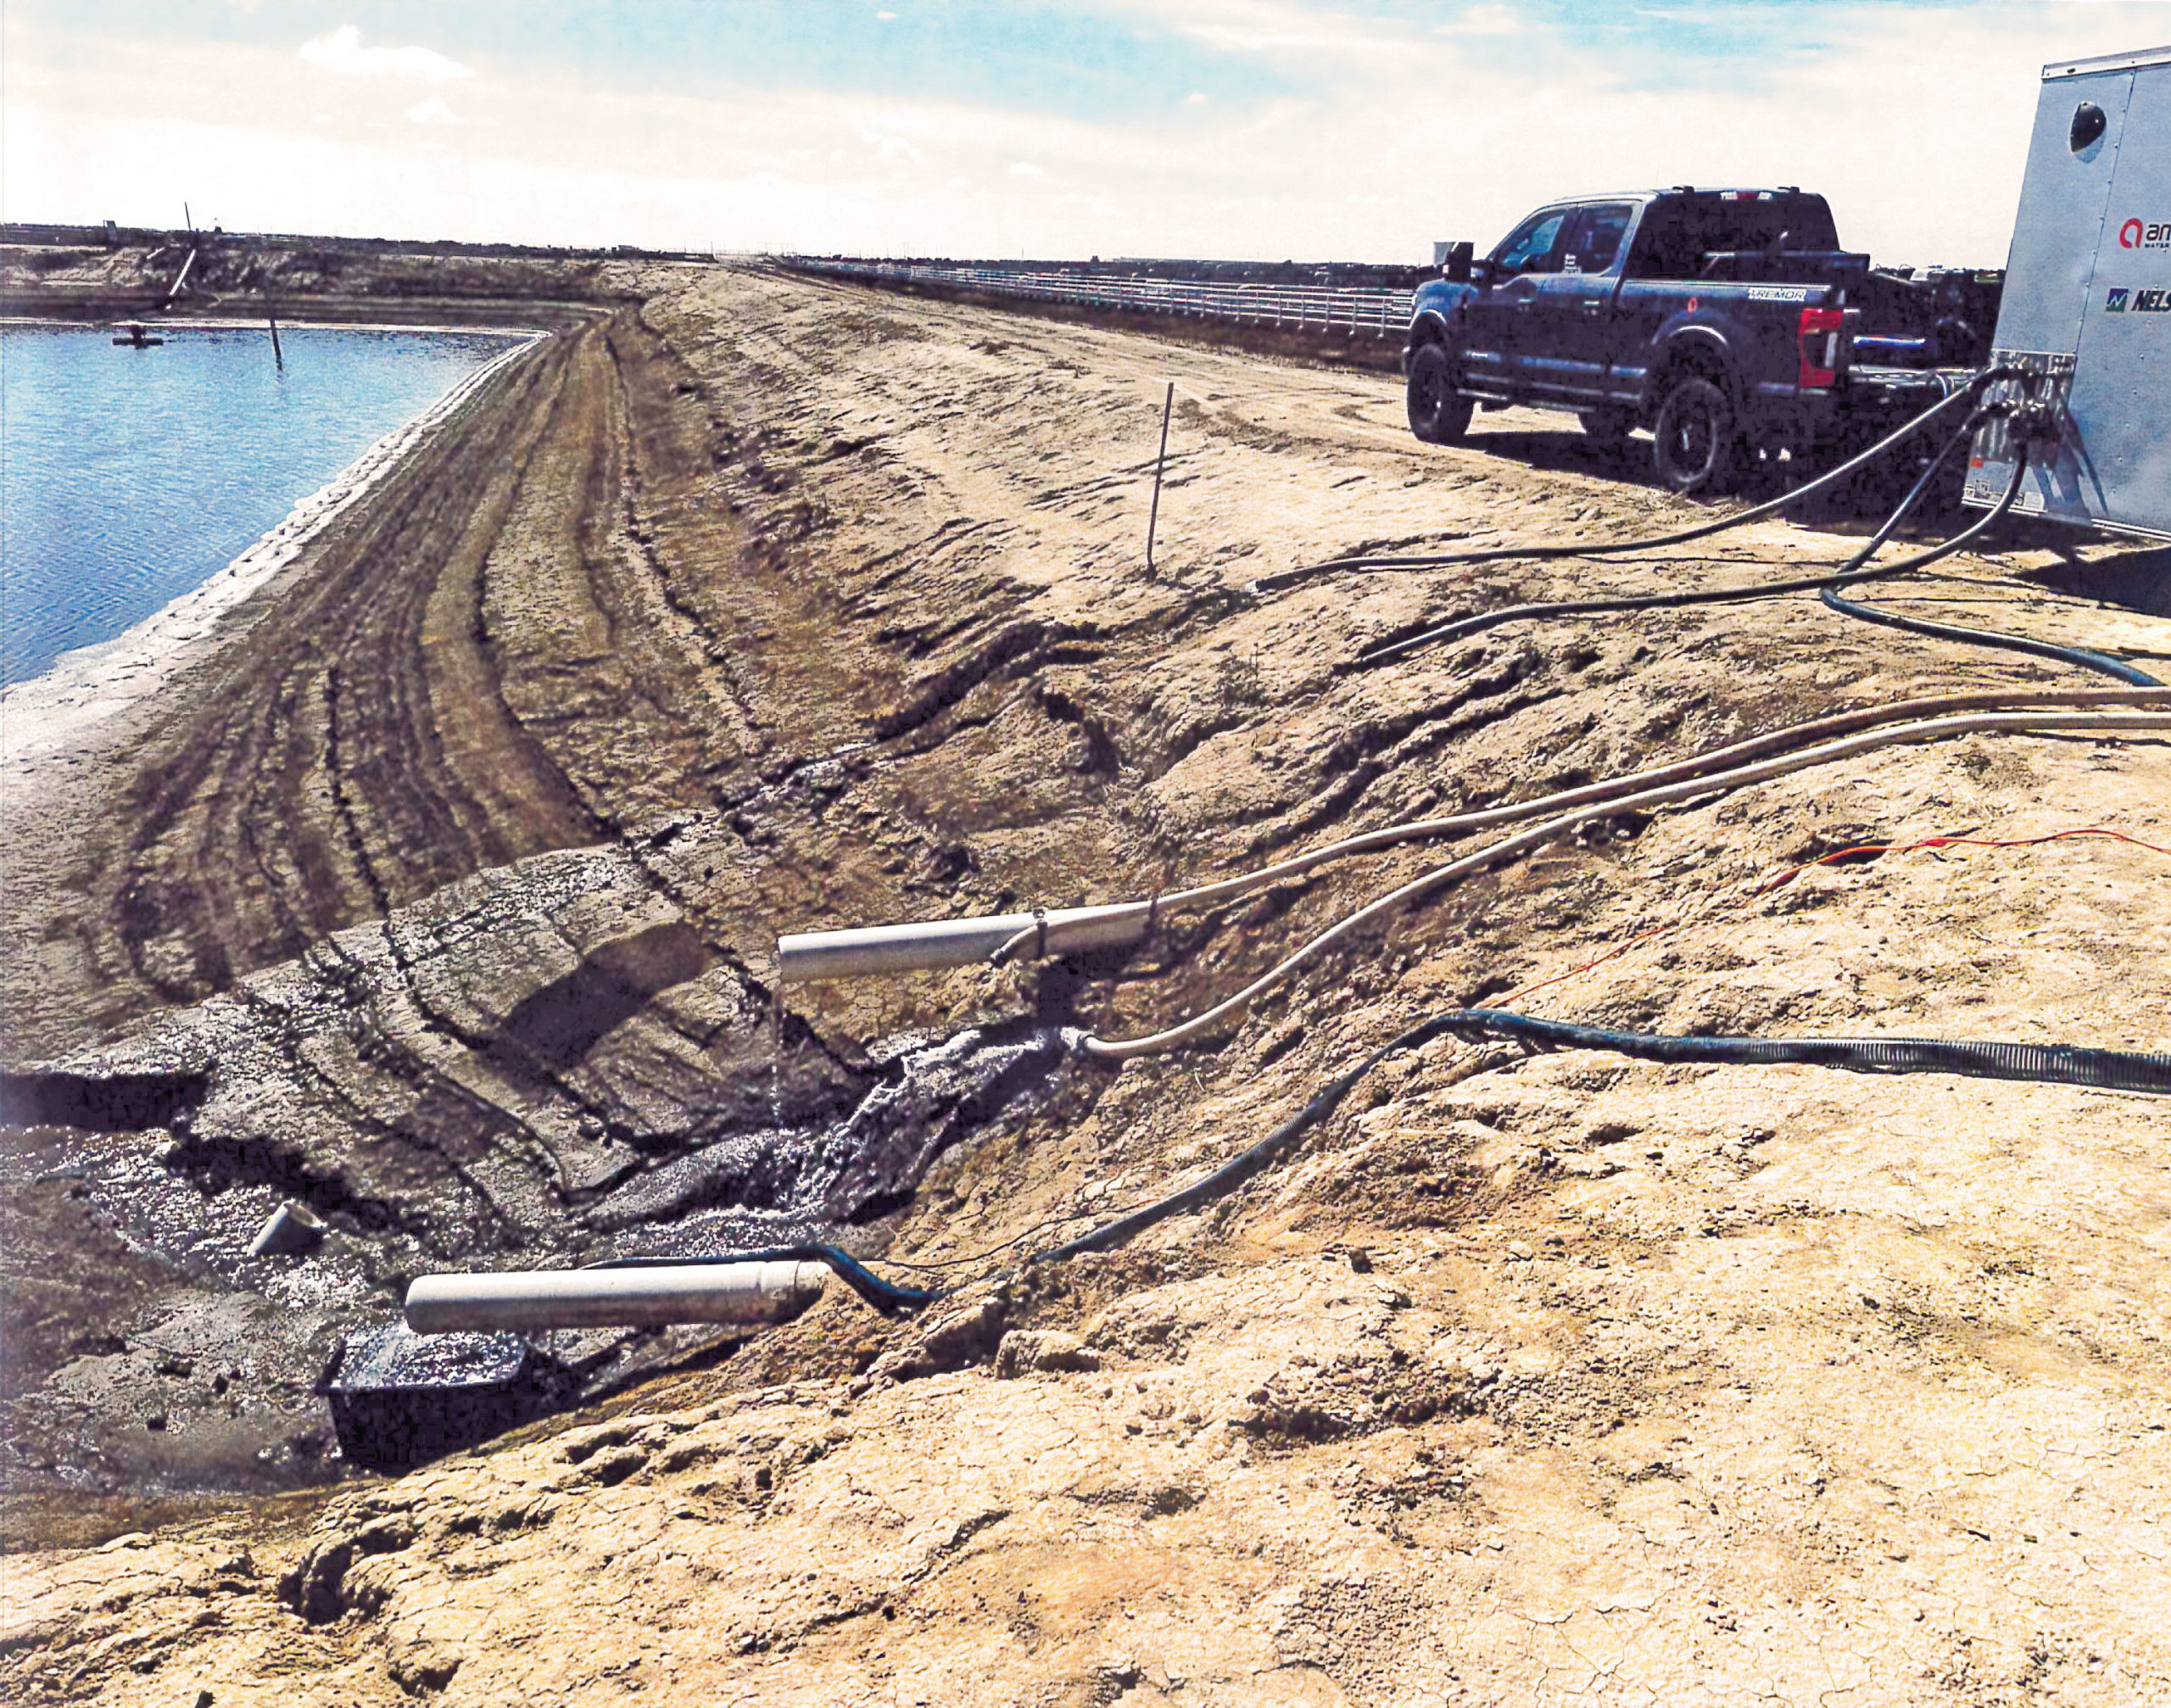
top-left (3, 264), bottom-right (2170, 1705)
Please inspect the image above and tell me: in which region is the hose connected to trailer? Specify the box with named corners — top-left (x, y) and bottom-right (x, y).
top-left (1253, 371), bottom-right (2002, 596)
top-left (1024, 1010), bottom-right (2171, 1267)
top-left (1119, 684), bottom-right (2171, 918)
top-left (1353, 421), bottom-right (2016, 669)
top-left (1426, 1008), bottom-right (2171, 1093)
top-left (1818, 583), bottom-right (2163, 686)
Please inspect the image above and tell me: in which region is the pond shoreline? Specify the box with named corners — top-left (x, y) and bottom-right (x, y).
top-left (1, 325), bottom-right (545, 773)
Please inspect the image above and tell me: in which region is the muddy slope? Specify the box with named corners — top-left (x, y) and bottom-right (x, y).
top-left (4, 266), bottom-right (2170, 1704)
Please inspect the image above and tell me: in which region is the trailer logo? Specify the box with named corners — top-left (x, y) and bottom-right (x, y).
top-left (2107, 288), bottom-right (2129, 311)
top-left (2108, 287), bottom-right (2171, 313)
top-left (2118, 217), bottom-right (2171, 249)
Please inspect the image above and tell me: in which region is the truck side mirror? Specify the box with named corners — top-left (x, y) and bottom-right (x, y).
top-left (1443, 241), bottom-right (1474, 284)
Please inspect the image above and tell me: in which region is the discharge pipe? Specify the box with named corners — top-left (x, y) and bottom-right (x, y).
top-left (773, 687), bottom-right (2167, 987)
top-left (405, 1260), bottom-right (828, 1333)
top-left (778, 901), bottom-right (1153, 985)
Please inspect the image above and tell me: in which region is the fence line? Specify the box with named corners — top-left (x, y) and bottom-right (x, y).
top-left (780, 258), bottom-right (1416, 339)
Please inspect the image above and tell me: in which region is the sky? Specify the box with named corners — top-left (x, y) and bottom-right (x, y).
top-left (5, 1), bottom-right (2169, 268)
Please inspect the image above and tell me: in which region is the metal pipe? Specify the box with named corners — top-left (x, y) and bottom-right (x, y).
top-left (404, 1260), bottom-right (828, 1333)
top-left (776, 900), bottom-right (1152, 985)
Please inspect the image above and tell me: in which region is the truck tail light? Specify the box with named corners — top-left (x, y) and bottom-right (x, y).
top-left (1797, 304), bottom-right (1845, 388)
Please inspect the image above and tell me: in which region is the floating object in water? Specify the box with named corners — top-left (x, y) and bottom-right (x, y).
top-left (111, 323), bottom-right (165, 349)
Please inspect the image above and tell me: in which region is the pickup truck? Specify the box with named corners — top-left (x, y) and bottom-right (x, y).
top-left (1406, 187), bottom-right (2002, 493)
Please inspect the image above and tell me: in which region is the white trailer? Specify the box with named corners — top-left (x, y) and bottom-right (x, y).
top-left (1966, 44), bottom-right (2171, 540)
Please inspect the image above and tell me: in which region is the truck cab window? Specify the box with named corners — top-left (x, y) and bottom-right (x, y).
top-left (1563, 204), bottom-right (1634, 275)
top-left (1628, 195), bottom-right (1841, 278)
top-left (1493, 210), bottom-right (1567, 276)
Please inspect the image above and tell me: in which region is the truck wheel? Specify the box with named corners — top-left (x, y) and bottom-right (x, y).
top-left (1651, 377), bottom-right (1745, 494)
top-left (1406, 344), bottom-right (1473, 444)
top-left (1578, 407), bottom-right (1635, 449)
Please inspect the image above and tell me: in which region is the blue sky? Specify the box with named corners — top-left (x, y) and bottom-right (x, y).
top-left (20, 1), bottom-right (1295, 126)
top-left (7, 2), bottom-right (2170, 264)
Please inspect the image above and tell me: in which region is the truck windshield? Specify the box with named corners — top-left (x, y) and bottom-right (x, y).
top-left (1627, 196), bottom-right (1841, 278)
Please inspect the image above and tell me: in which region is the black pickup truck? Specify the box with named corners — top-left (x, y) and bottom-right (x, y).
top-left (1406, 187), bottom-right (2003, 493)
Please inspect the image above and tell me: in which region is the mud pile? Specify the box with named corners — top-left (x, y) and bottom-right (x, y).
top-left (3, 265), bottom-right (2168, 1702)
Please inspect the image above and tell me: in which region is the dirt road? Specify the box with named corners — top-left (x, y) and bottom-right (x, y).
top-left (4, 265), bottom-right (2169, 1704)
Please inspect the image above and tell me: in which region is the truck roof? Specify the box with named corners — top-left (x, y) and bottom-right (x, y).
top-left (1542, 188), bottom-right (1817, 205)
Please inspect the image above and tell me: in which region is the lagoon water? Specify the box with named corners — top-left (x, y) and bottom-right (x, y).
top-left (0, 322), bottom-right (516, 687)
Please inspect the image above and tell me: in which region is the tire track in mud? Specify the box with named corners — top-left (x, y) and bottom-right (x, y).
top-left (13, 329), bottom-right (608, 1049)
top-left (7, 311), bottom-right (822, 1056)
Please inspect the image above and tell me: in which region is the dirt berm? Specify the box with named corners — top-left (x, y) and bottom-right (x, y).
top-left (3, 264), bottom-right (2170, 1705)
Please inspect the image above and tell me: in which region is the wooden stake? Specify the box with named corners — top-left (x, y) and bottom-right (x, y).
top-left (1146, 380), bottom-right (1174, 575)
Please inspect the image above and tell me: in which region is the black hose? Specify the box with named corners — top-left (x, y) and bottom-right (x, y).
top-left (1427, 1008), bottom-right (2171, 1095)
top-left (1029, 1002), bottom-right (2170, 1264)
top-left (1817, 586), bottom-right (2162, 686)
top-left (597, 988), bottom-right (2168, 1304)
top-left (1254, 369), bottom-right (2006, 595)
top-left (1799, 421), bottom-right (2159, 685)
top-left (1354, 425), bottom-right (2021, 669)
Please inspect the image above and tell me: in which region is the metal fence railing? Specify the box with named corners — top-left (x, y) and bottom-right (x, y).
top-left (780, 258), bottom-right (1417, 339)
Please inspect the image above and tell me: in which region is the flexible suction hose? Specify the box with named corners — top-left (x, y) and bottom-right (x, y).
top-left (1354, 426), bottom-right (2021, 668)
top-left (1819, 585), bottom-right (2163, 686)
top-left (1253, 371), bottom-right (1999, 595)
top-left (1077, 706), bottom-right (2171, 1060)
top-left (1426, 1008), bottom-right (2171, 1092)
top-left (1031, 1009), bottom-right (2171, 1264)
top-left (1143, 688), bottom-right (2168, 914)
top-left (777, 684), bottom-right (2168, 985)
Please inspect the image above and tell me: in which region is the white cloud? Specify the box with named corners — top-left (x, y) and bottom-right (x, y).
top-left (1183, 90), bottom-right (1211, 105)
top-left (299, 24), bottom-right (472, 84)
top-left (1439, 3), bottom-right (1522, 34)
top-left (876, 8), bottom-right (898, 19)
top-left (404, 96), bottom-right (460, 126)
top-left (12, 2), bottom-right (2171, 266)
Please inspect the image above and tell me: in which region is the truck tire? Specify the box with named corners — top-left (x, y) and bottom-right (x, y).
top-left (1651, 377), bottom-right (1745, 494)
top-left (1406, 344), bottom-right (1473, 444)
top-left (1578, 407), bottom-right (1635, 449)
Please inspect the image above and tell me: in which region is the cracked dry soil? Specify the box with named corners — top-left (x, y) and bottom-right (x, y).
top-left (3, 263), bottom-right (2170, 1705)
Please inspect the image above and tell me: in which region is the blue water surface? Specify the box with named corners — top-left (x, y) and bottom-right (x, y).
top-left (1, 322), bottom-right (518, 687)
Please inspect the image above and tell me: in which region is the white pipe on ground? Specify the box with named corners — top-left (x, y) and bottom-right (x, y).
top-left (404, 1261), bottom-right (828, 1333)
top-left (776, 901), bottom-right (1152, 985)
top-left (771, 688), bottom-right (2169, 990)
